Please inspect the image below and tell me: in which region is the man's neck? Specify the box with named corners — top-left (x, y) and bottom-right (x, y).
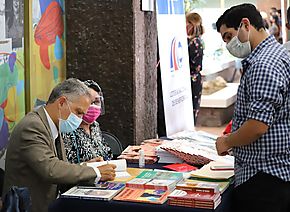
top-left (251, 29), bottom-right (269, 50)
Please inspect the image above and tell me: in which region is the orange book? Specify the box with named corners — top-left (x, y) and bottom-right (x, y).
top-left (113, 187), bottom-right (169, 204)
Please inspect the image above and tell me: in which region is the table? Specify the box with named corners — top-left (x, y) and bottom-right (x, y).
top-left (49, 163), bottom-right (234, 212)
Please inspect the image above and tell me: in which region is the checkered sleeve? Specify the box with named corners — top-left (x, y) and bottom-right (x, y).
top-left (246, 62), bottom-right (286, 126)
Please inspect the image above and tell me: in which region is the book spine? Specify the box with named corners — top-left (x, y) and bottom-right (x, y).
top-left (144, 184), bottom-right (168, 191)
top-left (61, 195), bottom-right (110, 201)
top-left (125, 183), bottom-right (145, 189)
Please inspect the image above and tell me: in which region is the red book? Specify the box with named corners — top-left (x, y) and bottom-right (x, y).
top-left (168, 189), bottom-right (221, 202)
top-left (163, 163), bottom-right (197, 172)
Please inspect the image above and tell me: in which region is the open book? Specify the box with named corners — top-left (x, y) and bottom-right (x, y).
top-left (85, 159), bottom-right (131, 178)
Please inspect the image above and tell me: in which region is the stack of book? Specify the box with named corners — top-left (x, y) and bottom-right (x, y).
top-left (117, 139), bottom-right (161, 164)
top-left (125, 170), bottom-right (184, 191)
top-left (155, 142), bottom-right (184, 164)
top-left (113, 170), bottom-right (184, 204)
top-left (190, 161), bottom-right (234, 181)
top-left (167, 174), bottom-right (224, 209)
top-left (158, 130), bottom-right (234, 166)
top-left (167, 186), bottom-right (221, 209)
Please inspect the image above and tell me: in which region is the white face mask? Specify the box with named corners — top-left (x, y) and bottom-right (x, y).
top-left (226, 24), bottom-right (251, 58)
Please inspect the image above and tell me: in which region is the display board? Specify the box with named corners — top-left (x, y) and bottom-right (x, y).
top-left (156, 0), bottom-right (194, 136)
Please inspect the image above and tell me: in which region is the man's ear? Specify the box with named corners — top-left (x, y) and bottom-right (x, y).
top-left (286, 23), bottom-right (290, 30)
top-left (241, 18), bottom-right (250, 31)
top-left (58, 96), bottom-right (67, 107)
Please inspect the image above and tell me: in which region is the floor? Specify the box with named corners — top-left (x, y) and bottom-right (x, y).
top-left (195, 123), bottom-right (227, 136)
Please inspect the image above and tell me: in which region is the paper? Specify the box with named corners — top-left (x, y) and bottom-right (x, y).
top-left (86, 159), bottom-right (131, 178)
top-left (190, 161), bottom-right (234, 180)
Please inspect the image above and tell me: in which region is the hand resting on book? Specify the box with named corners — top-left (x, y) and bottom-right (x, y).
top-left (86, 159), bottom-right (131, 179)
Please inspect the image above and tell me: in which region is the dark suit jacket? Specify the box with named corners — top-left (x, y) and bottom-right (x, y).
top-left (3, 107), bottom-right (97, 212)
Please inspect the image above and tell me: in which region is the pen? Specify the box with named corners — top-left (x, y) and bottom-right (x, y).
top-left (104, 156), bottom-right (110, 164)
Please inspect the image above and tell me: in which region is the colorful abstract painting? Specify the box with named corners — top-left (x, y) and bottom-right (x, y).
top-left (29, 0), bottom-right (66, 109)
top-left (0, 0), bottom-right (25, 159)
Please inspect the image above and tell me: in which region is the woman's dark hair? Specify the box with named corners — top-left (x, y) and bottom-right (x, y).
top-left (84, 80), bottom-right (101, 93)
top-left (216, 3), bottom-right (264, 32)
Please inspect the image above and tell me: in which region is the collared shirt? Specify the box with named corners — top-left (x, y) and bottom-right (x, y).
top-left (232, 35), bottom-right (290, 187)
top-left (43, 107), bottom-right (58, 141)
top-left (42, 107), bottom-right (101, 183)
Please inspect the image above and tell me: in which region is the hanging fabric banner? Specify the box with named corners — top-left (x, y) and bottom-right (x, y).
top-left (156, 0), bottom-right (194, 136)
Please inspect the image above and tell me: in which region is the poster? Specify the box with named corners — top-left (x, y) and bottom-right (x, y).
top-left (0, 0), bottom-right (25, 168)
top-left (29, 0), bottom-right (66, 109)
top-left (156, 0), bottom-right (194, 136)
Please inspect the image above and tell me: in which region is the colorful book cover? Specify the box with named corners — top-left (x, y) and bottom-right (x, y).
top-left (144, 179), bottom-right (177, 191)
top-left (61, 182), bottom-right (125, 201)
top-left (125, 170), bottom-right (183, 191)
top-left (126, 178), bottom-right (152, 189)
top-left (163, 163), bottom-right (198, 172)
top-left (113, 187), bottom-right (169, 204)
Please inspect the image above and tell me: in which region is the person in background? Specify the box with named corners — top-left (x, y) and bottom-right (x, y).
top-left (269, 14), bottom-right (281, 42)
top-left (62, 80), bottom-right (113, 164)
top-left (2, 78), bottom-right (116, 212)
top-left (260, 11), bottom-right (269, 30)
top-left (215, 3), bottom-right (290, 212)
top-left (186, 12), bottom-right (204, 125)
top-left (269, 7), bottom-right (278, 17)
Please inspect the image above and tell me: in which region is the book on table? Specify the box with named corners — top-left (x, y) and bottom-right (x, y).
top-left (61, 182), bottom-right (126, 201)
top-left (125, 170), bottom-right (184, 191)
top-left (179, 178), bottom-right (232, 194)
top-left (117, 142), bottom-right (159, 164)
top-left (113, 187), bottom-right (170, 204)
top-left (162, 130), bottom-right (235, 166)
top-left (175, 180), bottom-right (220, 195)
top-left (167, 189), bottom-right (221, 209)
top-left (190, 161), bottom-right (234, 181)
top-left (85, 159), bottom-right (131, 178)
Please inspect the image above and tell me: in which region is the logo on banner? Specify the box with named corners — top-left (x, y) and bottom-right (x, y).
top-left (170, 37), bottom-right (183, 72)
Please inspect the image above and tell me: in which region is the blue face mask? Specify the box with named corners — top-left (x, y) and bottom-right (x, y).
top-left (59, 101), bottom-right (83, 133)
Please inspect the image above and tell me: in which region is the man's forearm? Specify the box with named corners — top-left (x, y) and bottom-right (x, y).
top-left (226, 119), bottom-right (269, 148)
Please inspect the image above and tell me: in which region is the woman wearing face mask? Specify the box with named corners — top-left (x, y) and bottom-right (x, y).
top-left (62, 80), bottom-right (113, 164)
top-left (186, 12), bottom-right (204, 125)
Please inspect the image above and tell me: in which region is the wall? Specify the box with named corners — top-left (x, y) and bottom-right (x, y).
top-left (65, 0), bottom-right (157, 147)
top-left (256, 0), bottom-right (281, 15)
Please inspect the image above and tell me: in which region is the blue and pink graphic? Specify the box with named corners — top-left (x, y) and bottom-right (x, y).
top-left (170, 37), bottom-right (183, 72)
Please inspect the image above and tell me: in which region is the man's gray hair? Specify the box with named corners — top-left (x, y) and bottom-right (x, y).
top-left (47, 78), bottom-right (91, 103)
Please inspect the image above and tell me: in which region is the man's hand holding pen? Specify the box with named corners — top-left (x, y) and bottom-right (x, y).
top-left (98, 164), bottom-right (116, 181)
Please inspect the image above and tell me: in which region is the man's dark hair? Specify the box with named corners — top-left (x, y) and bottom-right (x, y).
top-left (216, 3), bottom-right (264, 32)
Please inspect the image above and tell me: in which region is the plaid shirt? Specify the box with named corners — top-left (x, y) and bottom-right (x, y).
top-left (232, 35), bottom-right (290, 186)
